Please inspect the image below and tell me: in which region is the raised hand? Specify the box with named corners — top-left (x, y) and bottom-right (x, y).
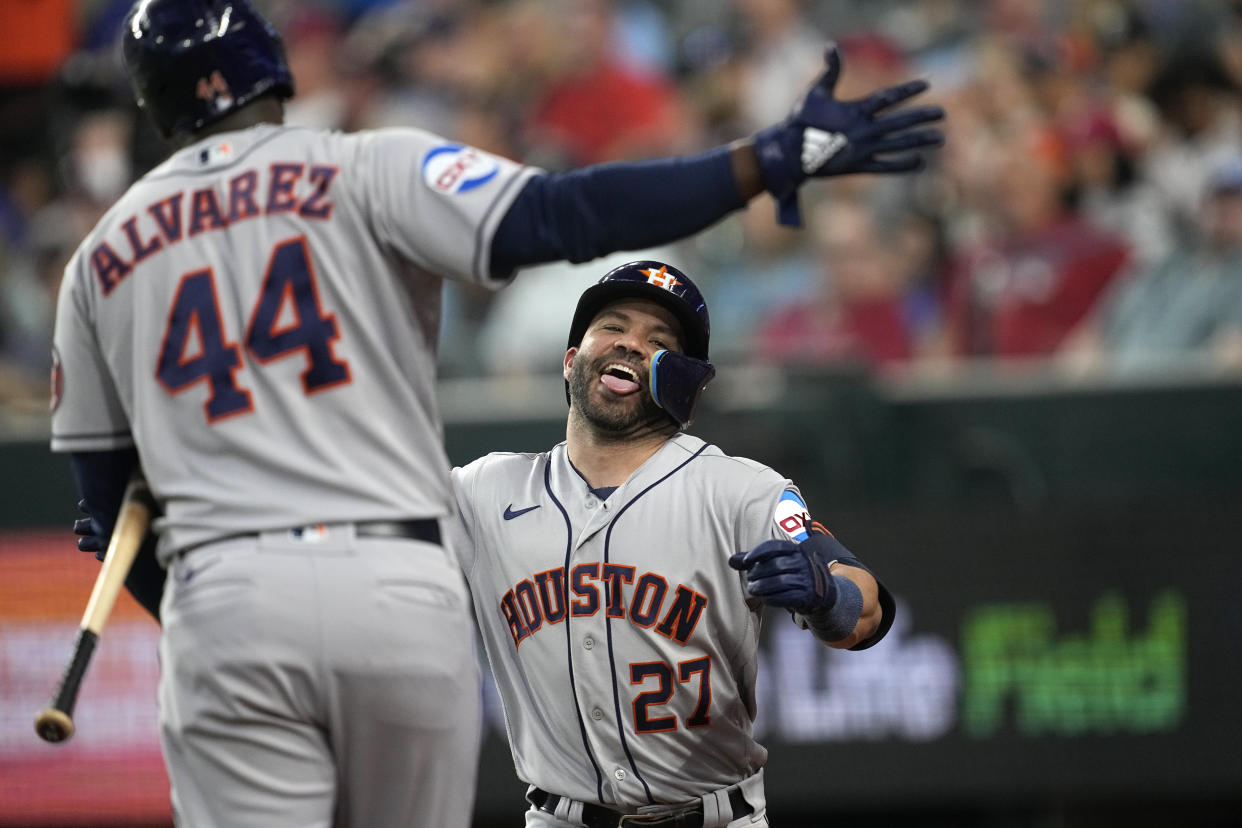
top-left (752, 44), bottom-right (945, 226)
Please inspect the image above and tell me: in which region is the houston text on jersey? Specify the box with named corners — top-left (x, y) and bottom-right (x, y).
top-left (500, 563), bottom-right (709, 649)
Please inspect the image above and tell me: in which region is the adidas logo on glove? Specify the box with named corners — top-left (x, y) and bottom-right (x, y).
top-left (801, 128), bottom-right (848, 175)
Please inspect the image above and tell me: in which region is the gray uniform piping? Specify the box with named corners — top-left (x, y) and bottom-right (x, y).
top-left (544, 456), bottom-right (607, 802)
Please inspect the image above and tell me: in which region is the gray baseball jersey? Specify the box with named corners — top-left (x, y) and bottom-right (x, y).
top-left (51, 123), bottom-right (536, 563)
top-left (452, 432), bottom-right (817, 810)
top-left (49, 123), bottom-right (536, 827)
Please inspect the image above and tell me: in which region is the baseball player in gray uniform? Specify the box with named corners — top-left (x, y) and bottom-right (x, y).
top-left (58, 2), bottom-right (939, 826)
top-left (452, 261), bottom-right (896, 828)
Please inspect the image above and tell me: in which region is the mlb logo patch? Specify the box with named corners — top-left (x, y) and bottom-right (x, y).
top-left (422, 144), bottom-right (499, 194)
top-left (290, 524), bottom-right (329, 542)
top-left (199, 141), bottom-right (233, 166)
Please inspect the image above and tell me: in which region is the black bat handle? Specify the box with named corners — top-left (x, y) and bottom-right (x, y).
top-left (35, 628), bottom-right (100, 743)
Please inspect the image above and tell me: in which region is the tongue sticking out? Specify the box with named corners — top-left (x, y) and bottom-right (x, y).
top-left (601, 374), bottom-right (640, 395)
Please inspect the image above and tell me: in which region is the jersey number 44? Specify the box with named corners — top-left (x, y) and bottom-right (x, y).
top-left (155, 235), bottom-right (351, 422)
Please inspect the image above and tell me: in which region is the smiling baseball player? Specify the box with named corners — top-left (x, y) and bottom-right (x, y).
top-left (451, 261), bottom-right (896, 828)
top-left (59, 3), bottom-right (938, 825)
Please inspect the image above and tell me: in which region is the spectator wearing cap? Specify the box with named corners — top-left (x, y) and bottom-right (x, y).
top-left (1060, 156), bottom-right (1242, 375)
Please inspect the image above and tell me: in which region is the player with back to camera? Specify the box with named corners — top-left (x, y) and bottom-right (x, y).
top-left (451, 260), bottom-right (895, 828)
top-left (59, 1), bottom-right (941, 826)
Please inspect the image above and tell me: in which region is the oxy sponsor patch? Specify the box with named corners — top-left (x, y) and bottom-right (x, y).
top-left (422, 144), bottom-right (498, 194)
top-left (774, 490), bottom-right (811, 542)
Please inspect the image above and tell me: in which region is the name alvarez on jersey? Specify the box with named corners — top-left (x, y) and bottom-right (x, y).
top-left (89, 162), bottom-right (339, 294)
top-left (500, 564), bottom-right (708, 650)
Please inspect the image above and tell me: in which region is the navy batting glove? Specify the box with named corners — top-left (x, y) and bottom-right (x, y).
top-left (74, 499), bottom-right (106, 559)
top-left (729, 537), bottom-right (836, 613)
top-left (752, 44), bottom-right (945, 226)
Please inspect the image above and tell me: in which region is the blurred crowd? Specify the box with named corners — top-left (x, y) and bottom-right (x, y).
top-left (4, 0), bottom-right (1242, 416)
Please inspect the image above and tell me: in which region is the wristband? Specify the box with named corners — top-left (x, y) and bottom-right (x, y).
top-left (798, 574), bottom-right (863, 642)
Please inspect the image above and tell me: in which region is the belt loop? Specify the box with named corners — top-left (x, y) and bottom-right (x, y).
top-left (698, 769), bottom-right (764, 828)
top-left (700, 788), bottom-right (727, 827)
top-left (738, 768), bottom-right (765, 820)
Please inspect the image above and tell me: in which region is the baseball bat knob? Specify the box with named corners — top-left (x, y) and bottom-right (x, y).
top-left (35, 708), bottom-right (75, 743)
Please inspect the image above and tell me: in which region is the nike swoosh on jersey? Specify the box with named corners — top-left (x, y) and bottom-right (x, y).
top-left (503, 504), bottom-right (541, 520)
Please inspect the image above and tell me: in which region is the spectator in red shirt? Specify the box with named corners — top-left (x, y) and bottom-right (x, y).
top-left (756, 197), bottom-right (924, 371)
top-left (941, 138), bottom-right (1131, 358)
top-left (523, 0), bottom-right (694, 167)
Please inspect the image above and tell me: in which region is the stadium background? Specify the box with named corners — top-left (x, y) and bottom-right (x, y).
top-left (3, 1), bottom-right (1242, 826)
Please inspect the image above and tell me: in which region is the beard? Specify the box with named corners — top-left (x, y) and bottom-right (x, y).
top-left (567, 352), bottom-right (670, 437)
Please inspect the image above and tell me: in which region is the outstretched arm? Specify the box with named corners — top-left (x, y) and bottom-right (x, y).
top-left (490, 145), bottom-right (749, 274)
top-left (490, 43), bottom-right (943, 275)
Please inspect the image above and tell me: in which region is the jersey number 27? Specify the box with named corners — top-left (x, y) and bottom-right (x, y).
top-left (156, 236), bottom-right (350, 423)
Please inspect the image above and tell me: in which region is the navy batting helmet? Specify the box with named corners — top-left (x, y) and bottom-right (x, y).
top-left (122, 0), bottom-right (295, 139)
top-left (567, 261), bottom-right (710, 360)
top-left (566, 261), bottom-right (715, 427)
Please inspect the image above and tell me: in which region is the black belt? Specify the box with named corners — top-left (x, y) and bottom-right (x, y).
top-left (179, 518), bottom-right (440, 556)
top-left (528, 786), bottom-right (752, 828)
top-left (351, 519), bottom-right (440, 545)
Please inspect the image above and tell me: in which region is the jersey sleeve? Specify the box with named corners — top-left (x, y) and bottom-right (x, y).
top-left (449, 464), bottom-right (480, 574)
top-left (357, 128), bottom-right (540, 288)
top-left (735, 465), bottom-right (804, 552)
top-left (49, 254), bottom-right (134, 453)
top-left (738, 466), bottom-right (898, 650)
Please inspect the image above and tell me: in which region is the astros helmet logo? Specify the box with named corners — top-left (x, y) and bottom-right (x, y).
top-left (640, 265), bottom-right (681, 291)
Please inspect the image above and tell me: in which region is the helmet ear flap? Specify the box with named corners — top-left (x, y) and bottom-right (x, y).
top-left (649, 349), bottom-right (715, 428)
